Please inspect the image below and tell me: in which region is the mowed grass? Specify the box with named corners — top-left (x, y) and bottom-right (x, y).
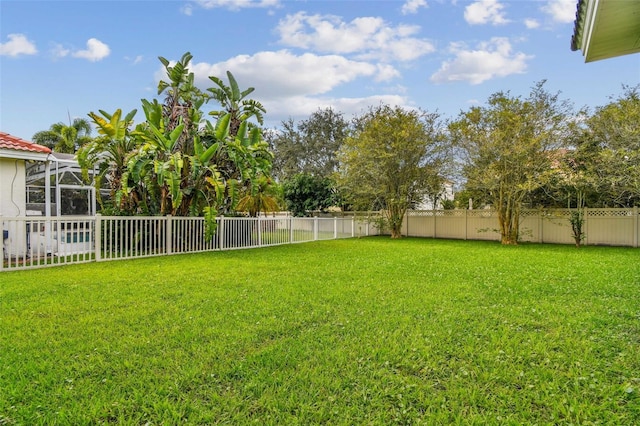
top-left (1, 237), bottom-right (639, 425)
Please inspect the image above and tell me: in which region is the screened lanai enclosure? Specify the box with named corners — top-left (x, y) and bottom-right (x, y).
top-left (25, 153), bottom-right (98, 217)
top-left (2, 148), bottom-right (101, 262)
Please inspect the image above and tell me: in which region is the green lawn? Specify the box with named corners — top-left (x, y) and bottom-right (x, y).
top-left (1, 237), bottom-right (639, 424)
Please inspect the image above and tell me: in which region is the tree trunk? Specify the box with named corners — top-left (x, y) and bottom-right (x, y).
top-left (497, 196), bottom-right (519, 245)
top-left (386, 203), bottom-right (406, 239)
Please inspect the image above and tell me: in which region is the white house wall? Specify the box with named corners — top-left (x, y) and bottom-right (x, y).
top-left (1, 158), bottom-right (28, 256)
top-left (0, 157), bottom-right (26, 217)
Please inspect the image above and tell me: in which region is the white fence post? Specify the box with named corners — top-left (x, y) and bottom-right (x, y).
top-left (219, 216), bottom-right (225, 250)
top-left (405, 212), bottom-right (409, 237)
top-left (433, 210), bottom-right (437, 239)
top-left (166, 215), bottom-right (172, 255)
top-left (584, 208), bottom-right (589, 247)
top-left (95, 214), bottom-right (102, 262)
top-left (289, 216), bottom-right (294, 243)
top-left (634, 206), bottom-right (639, 248)
top-left (314, 217), bottom-right (318, 241)
top-left (351, 216), bottom-right (355, 237)
top-left (464, 209), bottom-right (468, 241)
top-left (334, 217), bottom-right (338, 239)
top-left (257, 216), bottom-right (263, 247)
top-left (538, 209), bottom-right (543, 244)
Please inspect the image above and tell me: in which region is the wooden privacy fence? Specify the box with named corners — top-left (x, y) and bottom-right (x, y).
top-left (1, 215), bottom-right (380, 272)
top-left (404, 208), bottom-right (640, 247)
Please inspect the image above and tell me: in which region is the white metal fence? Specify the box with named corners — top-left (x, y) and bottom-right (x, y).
top-left (2, 208), bottom-right (637, 272)
top-left (1, 215), bottom-right (380, 271)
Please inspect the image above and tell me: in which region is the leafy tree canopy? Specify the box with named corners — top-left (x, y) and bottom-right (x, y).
top-left (282, 173), bottom-right (338, 217)
top-left (268, 107), bottom-right (349, 181)
top-left (338, 104), bottom-right (448, 238)
top-left (449, 81), bottom-right (574, 244)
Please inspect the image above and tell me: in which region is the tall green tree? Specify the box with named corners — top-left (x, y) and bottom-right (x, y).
top-left (32, 117), bottom-right (93, 153)
top-left (449, 81), bottom-right (573, 245)
top-left (578, 84), bottom-right (640, 207)
top-left (283, 173), bottom-right (337, 217)
top-left (268, 108), bottom-right (349, 181)
top-left (338, 104), bottom-right (448, 238)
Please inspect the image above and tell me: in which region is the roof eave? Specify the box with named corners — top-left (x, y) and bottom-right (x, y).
top-left (0, 149), bottom-right (51, 162)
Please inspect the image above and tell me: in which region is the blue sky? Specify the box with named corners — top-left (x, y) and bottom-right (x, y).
top-left (1, 0), bottom-right (639, 140)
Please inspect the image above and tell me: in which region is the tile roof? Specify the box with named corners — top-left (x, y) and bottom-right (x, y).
top-left (0, 131), bottom-right (52, 154)
top-left (570, 0), bottom-right (584, 52)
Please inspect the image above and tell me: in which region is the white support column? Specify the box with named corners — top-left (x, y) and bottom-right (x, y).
top-left (44, 161), bottom-right (51, 216)
top-left (55, 161), bottom-right (61, 217)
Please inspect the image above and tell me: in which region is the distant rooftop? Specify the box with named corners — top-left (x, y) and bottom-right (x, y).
top-left (0, 131), bottom-right (52, 154)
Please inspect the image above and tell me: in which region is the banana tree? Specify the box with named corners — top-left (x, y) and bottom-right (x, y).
top-left (157, 52), bottom-right (207, 155)
top-left (208, 70), bottom-right (266, 137)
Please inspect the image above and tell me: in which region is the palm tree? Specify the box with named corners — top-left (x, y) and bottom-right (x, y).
top-left (77, 109), bottom-right (139, 212)
top-left (32, 117), bottom-right (93, 153)
top-left (236, 175), bottom-right (280, 217)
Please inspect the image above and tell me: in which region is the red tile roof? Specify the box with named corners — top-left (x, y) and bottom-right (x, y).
top-left (0, 132), bottom-right (51, 154)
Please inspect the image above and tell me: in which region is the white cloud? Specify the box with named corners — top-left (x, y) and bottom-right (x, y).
top-left (524, 19), bottom-right (540, 29)
top-left (430, 37), bottom-right (532, 85)
top-left (179, 50), bottom-right (398, 100)
top-left (464, 0), bottom-right (509, 26)
top-left (402, 0), bottom-right (428, 15)
top-left (0, 33), bottom-right (37, 57)
top-left (190, 0), bottom-right (280, 12)
top-left (276, 12), bottom-right (435, 62)
top-left (181, 3), bottom-right (193, 15)
top-left (264, 94), bottom-right (409, 126)
top-left (154, 50), bottom-right (409, 125)
top-left (50, 43), bottom-right (70, 59)
top-left (125, 55), bottom-right (143, 65)
top-left (542, 0), bottom-right (576, 23)
top-left (72, 38), bottom-right (110, 62)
